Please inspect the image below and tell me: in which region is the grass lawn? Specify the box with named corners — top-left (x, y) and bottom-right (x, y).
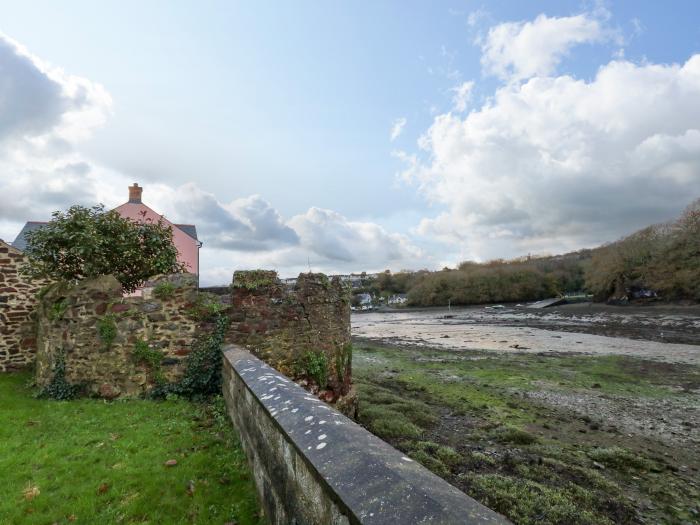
top-left (354, 342), bottom-right (700, 525)
top-left (0, 372), bottom-right (262, 525)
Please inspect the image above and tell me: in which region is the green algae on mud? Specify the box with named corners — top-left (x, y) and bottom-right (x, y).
top-left (354, 342), bottom-right (700, 525)
top-left (0, 372), bottom-right (262, 525)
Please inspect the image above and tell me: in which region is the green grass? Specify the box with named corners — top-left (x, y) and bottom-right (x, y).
top-left (0, 372), bottom-right (262, 525)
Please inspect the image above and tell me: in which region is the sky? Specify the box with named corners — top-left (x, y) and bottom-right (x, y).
top-left (0, 1), bottom-right (699, 285)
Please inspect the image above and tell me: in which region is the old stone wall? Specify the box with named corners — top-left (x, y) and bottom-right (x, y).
top-left (35, 273), bottom-right (199, 397)
top-left (20, 266), bottom-right (353, 405)
top-left (223, 345), bottom-right (510, 525)
top-left (0, 240), bottom-right (43, 371)
top-left (227, 271), bottom-right (353, 406)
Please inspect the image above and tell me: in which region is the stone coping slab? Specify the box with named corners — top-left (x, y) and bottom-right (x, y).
top-left (223, 345), bottom-right (510, 524)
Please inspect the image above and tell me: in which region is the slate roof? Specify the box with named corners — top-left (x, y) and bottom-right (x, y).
top-left (12, 221), bottom-right (48, 251)
top-left (12, 221), bottom-right (198, 251)
top-left (174, 224), bottom-right (198, 241)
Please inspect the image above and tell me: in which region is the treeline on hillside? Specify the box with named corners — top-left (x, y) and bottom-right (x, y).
top-left (404, 253), bottom-right (588, 306)
top-left (356, 199), bottom-right (699, 306)
top-left (585, 200), bottom-right (700, 302)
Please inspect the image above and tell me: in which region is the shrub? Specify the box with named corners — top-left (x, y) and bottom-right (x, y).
top-left (152, 281), bottom-right (177, 300)
top-left (22, 204), bottom-right (186, 293)
top-left (186, 292), bottom-right (225, 321)
top-left (303, 351), bottom-right (329, 388)
top-left (96, 314), bottom-right (118, 350)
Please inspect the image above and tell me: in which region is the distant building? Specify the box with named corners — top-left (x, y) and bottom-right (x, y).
top-left (353, 292), bottom-right (373, 311)
top-left (12, 183), bottom-right (201, 279)
top-left (388, 293), bottom-right (407, 305)
top-left (332, 272), bottom-right (379, 289)
top-left (281, 277), bottom-right (298, 287)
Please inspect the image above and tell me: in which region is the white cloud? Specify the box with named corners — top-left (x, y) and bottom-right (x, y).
top-left (480, 13), bottom-right (606, 81)
top-left (451, 81), bottom-right (474, 112)
top-left (467, 8), bottom-right (489, 28)
top-left (390, 117), bottom-right (407, 141)
top-left (0, 32), bottom-right (111, 146)
top-left (289, 207), bottom-right (423, 265)
top-left (195, 207), bottom-right (428, 283)
top-left (0, 33), bottom-right (428, 284)
top-left (141, 185), bottom-right (299, 252)
top-left (402, 54), bottom-right (700, 261)
top-left (0, 32), bottom-right (113, 234)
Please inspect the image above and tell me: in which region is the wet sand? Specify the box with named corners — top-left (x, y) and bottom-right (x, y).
top-left (352, 304), bottom-right (700, 365)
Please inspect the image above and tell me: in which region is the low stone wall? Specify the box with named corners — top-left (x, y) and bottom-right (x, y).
top-left (35, 273), bottom-right (199, 397)
top-left (228, 271), bottom-right (354, 409)
top-left (0, 240), bottom-right (43, 371)
top-left (223, 345), bottom-right (509, 525)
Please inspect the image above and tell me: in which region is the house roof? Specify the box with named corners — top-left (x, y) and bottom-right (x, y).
top-left (174, 224), bottom-right (198, 241)
top-left (12, 221), bottom-right (48, 251)
top-left (12, 220), bottom-right (198, 252)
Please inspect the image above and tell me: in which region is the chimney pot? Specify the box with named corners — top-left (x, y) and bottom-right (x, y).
top-left (129, 183), bottom-right (142, 203)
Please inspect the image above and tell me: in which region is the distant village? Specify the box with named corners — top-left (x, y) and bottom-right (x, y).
top-left (281, 273), bottom-right (407, 311)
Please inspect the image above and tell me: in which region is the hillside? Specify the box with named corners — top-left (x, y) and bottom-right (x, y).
top-left (357, 199), bottom-right (700, 307)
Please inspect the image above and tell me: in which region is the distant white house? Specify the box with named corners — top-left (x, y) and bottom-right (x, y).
top-left (333, 273), bottom-right (374, 289)
top-left (388, 294), bottom-right (407, 306)
top-left (351, 292), bottom-right (374, 311)
top-left (281, 272), bottom-right (380, 290)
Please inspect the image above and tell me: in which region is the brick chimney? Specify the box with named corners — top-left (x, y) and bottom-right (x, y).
top-left (128, 183), bottom-right (142, 203)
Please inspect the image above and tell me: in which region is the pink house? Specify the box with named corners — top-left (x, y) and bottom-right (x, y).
top-left (13, 183), bottom-right (200, 280)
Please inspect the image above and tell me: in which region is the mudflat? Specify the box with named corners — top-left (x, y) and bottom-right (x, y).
top-left (352, 304), bottom-right (700, 525)
top-left (353, 303), bottom-right (700, 363)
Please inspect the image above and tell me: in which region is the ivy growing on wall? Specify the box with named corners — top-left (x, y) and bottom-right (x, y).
top-left (47, 298), bottom-right (68, 321)
top-left (132, 339), bottom-right (165, 384)
top-left (37, 351), bottom-right (81, 400)
top-left (150, 314), bottom-right (230, 400)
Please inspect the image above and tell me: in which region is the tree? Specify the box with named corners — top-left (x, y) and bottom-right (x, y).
top-left (22, 205), bottom-right (186, 292)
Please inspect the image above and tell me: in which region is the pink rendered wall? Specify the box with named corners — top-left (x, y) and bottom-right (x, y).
top-left (113, 203), bottom-right (198, 275)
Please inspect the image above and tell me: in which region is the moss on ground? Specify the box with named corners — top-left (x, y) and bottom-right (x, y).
top-left (357, 382), bottom-right (437, 439)
top-left (0, 372), bottom-right (262, 525)
top-left (354, 342), bottom-right (700, 525)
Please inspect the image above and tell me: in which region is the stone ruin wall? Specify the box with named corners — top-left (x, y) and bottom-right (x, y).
top-left (35, 273), bottom-right (199, 398)
top-left (226, 270), bottom-right (355, 413)
top-left (0, 240), bottom-right (43, 371)
top-left (4, 262), bottom-right (353, 407)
